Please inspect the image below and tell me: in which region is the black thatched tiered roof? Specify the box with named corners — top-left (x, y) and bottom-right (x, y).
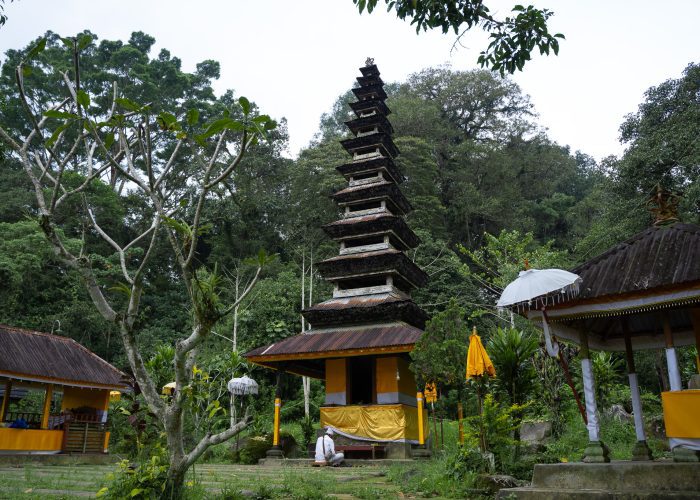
top-left (245, 62), bottom-right (427, 373)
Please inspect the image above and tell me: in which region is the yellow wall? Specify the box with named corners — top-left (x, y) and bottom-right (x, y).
top-left (396, 357), bottom-right (416, 398)
top-left (325, 359), bottom-right (347, 394)
top-left (61, 387), bottom-right (110, 412)
top-left (0, 428), bottom-right (63, 452)
top-left (376, 357), bottom-right (398, 394)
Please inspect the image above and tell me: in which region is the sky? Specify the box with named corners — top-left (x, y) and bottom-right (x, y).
top-left (1, 0), bottom-right (698, 161)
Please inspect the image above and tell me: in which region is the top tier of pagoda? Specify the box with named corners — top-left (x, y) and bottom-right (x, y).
top-left (302, 61), bottom-right (428, 330)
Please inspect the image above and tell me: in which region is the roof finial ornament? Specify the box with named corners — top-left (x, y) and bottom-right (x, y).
top-left (365, 57), bottom-right (374, 67)
top-left (646, 183), bottom-right (681, 226)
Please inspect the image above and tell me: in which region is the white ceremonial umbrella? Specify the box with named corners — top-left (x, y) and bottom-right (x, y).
top-left (497, 268), bottom-right (582, 312)
top-left (497, 267), bottom-right (588, 425)
top-left (227, 375), bottom-right (259, 396)
top-left (497, 268), bottom-right (582, 356)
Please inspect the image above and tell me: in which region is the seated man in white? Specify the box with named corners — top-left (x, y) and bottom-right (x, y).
top-left (314, 427), bottom-right (344, 466)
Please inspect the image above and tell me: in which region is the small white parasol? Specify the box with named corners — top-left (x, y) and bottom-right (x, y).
top-left (497, 268), bottom-right (582, 357)
top-left (227, 375), bottom-right (259, 396)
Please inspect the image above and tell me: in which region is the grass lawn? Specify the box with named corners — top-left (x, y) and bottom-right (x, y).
top-left (0, 462), bottom-right (404, 499)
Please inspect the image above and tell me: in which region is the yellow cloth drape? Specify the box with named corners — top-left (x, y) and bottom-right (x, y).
top-left (662, 390), bottom-right (700, 438)
top-left (320, 404), bottom-right (428, 442)
top-left (466, 328), bottom-right (496, 379)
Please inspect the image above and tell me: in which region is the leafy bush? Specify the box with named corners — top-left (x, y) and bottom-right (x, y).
top-left (97, 445), bottom-right (169, 499)
top-left (300, 415), bottom-right (316, 449)
top-left (387, 453), bottom-right (482, 498)
top-left (463, 394), bottom-right (525, 469)
top-left (215, 486), bottom-right (248, 500)
top-left (237, 431), bottom-right (297, 464)
top-left (238, 435), bottom-right (271, 464)
top-left (445, 446), bottom-right (491, 476)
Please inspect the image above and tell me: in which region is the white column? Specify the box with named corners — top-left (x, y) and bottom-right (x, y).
top-left (581, 357), bottom-right (600, 442)
top-left (665, 347), bottom-right (683, 391)
top-left (628, 373), bottom-right (646, 441)
top-left (663, 313), bottom-right (683, 391)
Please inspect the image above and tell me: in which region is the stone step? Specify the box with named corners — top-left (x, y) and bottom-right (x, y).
top-left (531, 462), bottom-right (700, 492)
top-left (258, 457), bottom-right (409, 467)
top-left (497, 487), bottom-right (700, 500)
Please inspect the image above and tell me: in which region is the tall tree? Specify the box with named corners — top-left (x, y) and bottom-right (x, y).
top-left (616, 62), bottom-right (700, 220)
top-left (0, 33), bottom-right (276, 497)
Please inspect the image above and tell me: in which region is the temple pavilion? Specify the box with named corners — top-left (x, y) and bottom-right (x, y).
top-left (528, 191), bottom-right (700, 463)
top-left (0, 325), bottom-right (128, 454)
top-left (245, 61), bottom-right (429, 458)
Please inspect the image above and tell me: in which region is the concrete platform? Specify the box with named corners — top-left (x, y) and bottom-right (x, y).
top-left (258, 457), bottom-right (414, 467)
top-left (498, 461), bottom-right (700, 499)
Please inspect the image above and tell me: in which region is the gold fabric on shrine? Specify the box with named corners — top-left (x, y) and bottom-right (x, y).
top-left (662, 390), bottom-right (700, 438)
top-left (320, 404), bottom-right (428, 443)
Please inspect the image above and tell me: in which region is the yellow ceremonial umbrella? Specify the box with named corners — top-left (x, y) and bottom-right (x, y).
top-left (466, 327), bottom-right (496, 380)
top-left (465, 326), bottom-right (495, 452)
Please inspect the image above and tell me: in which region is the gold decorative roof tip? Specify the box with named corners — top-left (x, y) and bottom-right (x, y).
top-left (646, 184), bottom-right (682, 226)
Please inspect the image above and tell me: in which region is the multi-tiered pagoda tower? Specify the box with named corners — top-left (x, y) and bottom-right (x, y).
top-left (245, 61), bottom-right (428, 455)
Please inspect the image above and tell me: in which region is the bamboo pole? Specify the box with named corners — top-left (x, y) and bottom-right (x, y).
top-left (457, 402), bottom-right (464, 444)
top-left (272, 397), bottom-right (281, 447)
top-left (417, 392), bottom-right (425, 446)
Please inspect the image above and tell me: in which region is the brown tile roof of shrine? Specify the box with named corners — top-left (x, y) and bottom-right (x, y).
top-left (573, 223), bottom-right (700, 301)
top-left (0, 325), bottom-right (128, 389)
top-left (244, 323), bottom-right (423, 361)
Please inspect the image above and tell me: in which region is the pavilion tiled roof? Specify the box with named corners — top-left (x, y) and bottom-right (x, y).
top-left (0, 325), bottom-right (128, 389)
top-left (573, 223), bottom-right (700, 301)
top-left (244, 323), bottom-right (422, 360)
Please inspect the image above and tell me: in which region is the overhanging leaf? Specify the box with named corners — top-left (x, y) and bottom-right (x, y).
top-left (77, 90), bottom-right (90, 109)
top-left (25, 38), bottom-right (46, 61)
top-left (238, 96), bottom-right (251, 115)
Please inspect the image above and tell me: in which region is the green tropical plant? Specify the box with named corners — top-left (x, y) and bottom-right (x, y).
top-left (488, 327), bottom-right (539, 405)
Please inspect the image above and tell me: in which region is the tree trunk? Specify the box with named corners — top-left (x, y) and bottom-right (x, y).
top-left (301, 249), bottom-right (310, 418)
top-left (164, 461), bottom-right (188, 500)
top-left (656, 349), bottom-right (670, 392)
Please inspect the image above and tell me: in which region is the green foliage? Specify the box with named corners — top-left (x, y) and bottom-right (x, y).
top-left (488, 327), bottom-right (538, 405)
top-left (410, 299), bottom-right (468, 386)
top-left (461, 229), bottom-right (569, 293)
top-left (617, 63), bottom-right (700, 209)
top-left (573, 351), bottom-right (625, 410)
top-left (446, 446), bottom-right (491, 476)
top-left (463, 394), bottom-right (525, 467)
top-left (300, 415), bottom-right (316, 449)
top-left (386, 452), bottom-right (481, 498)
top-left (97, 445), bottom-right (169, 499)
top-left (277, 472), bottom-right (332, 500)
top-left (530, 349), bottom-right (567, 435)
top-left (354, 1), bottom-right (564, 74)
